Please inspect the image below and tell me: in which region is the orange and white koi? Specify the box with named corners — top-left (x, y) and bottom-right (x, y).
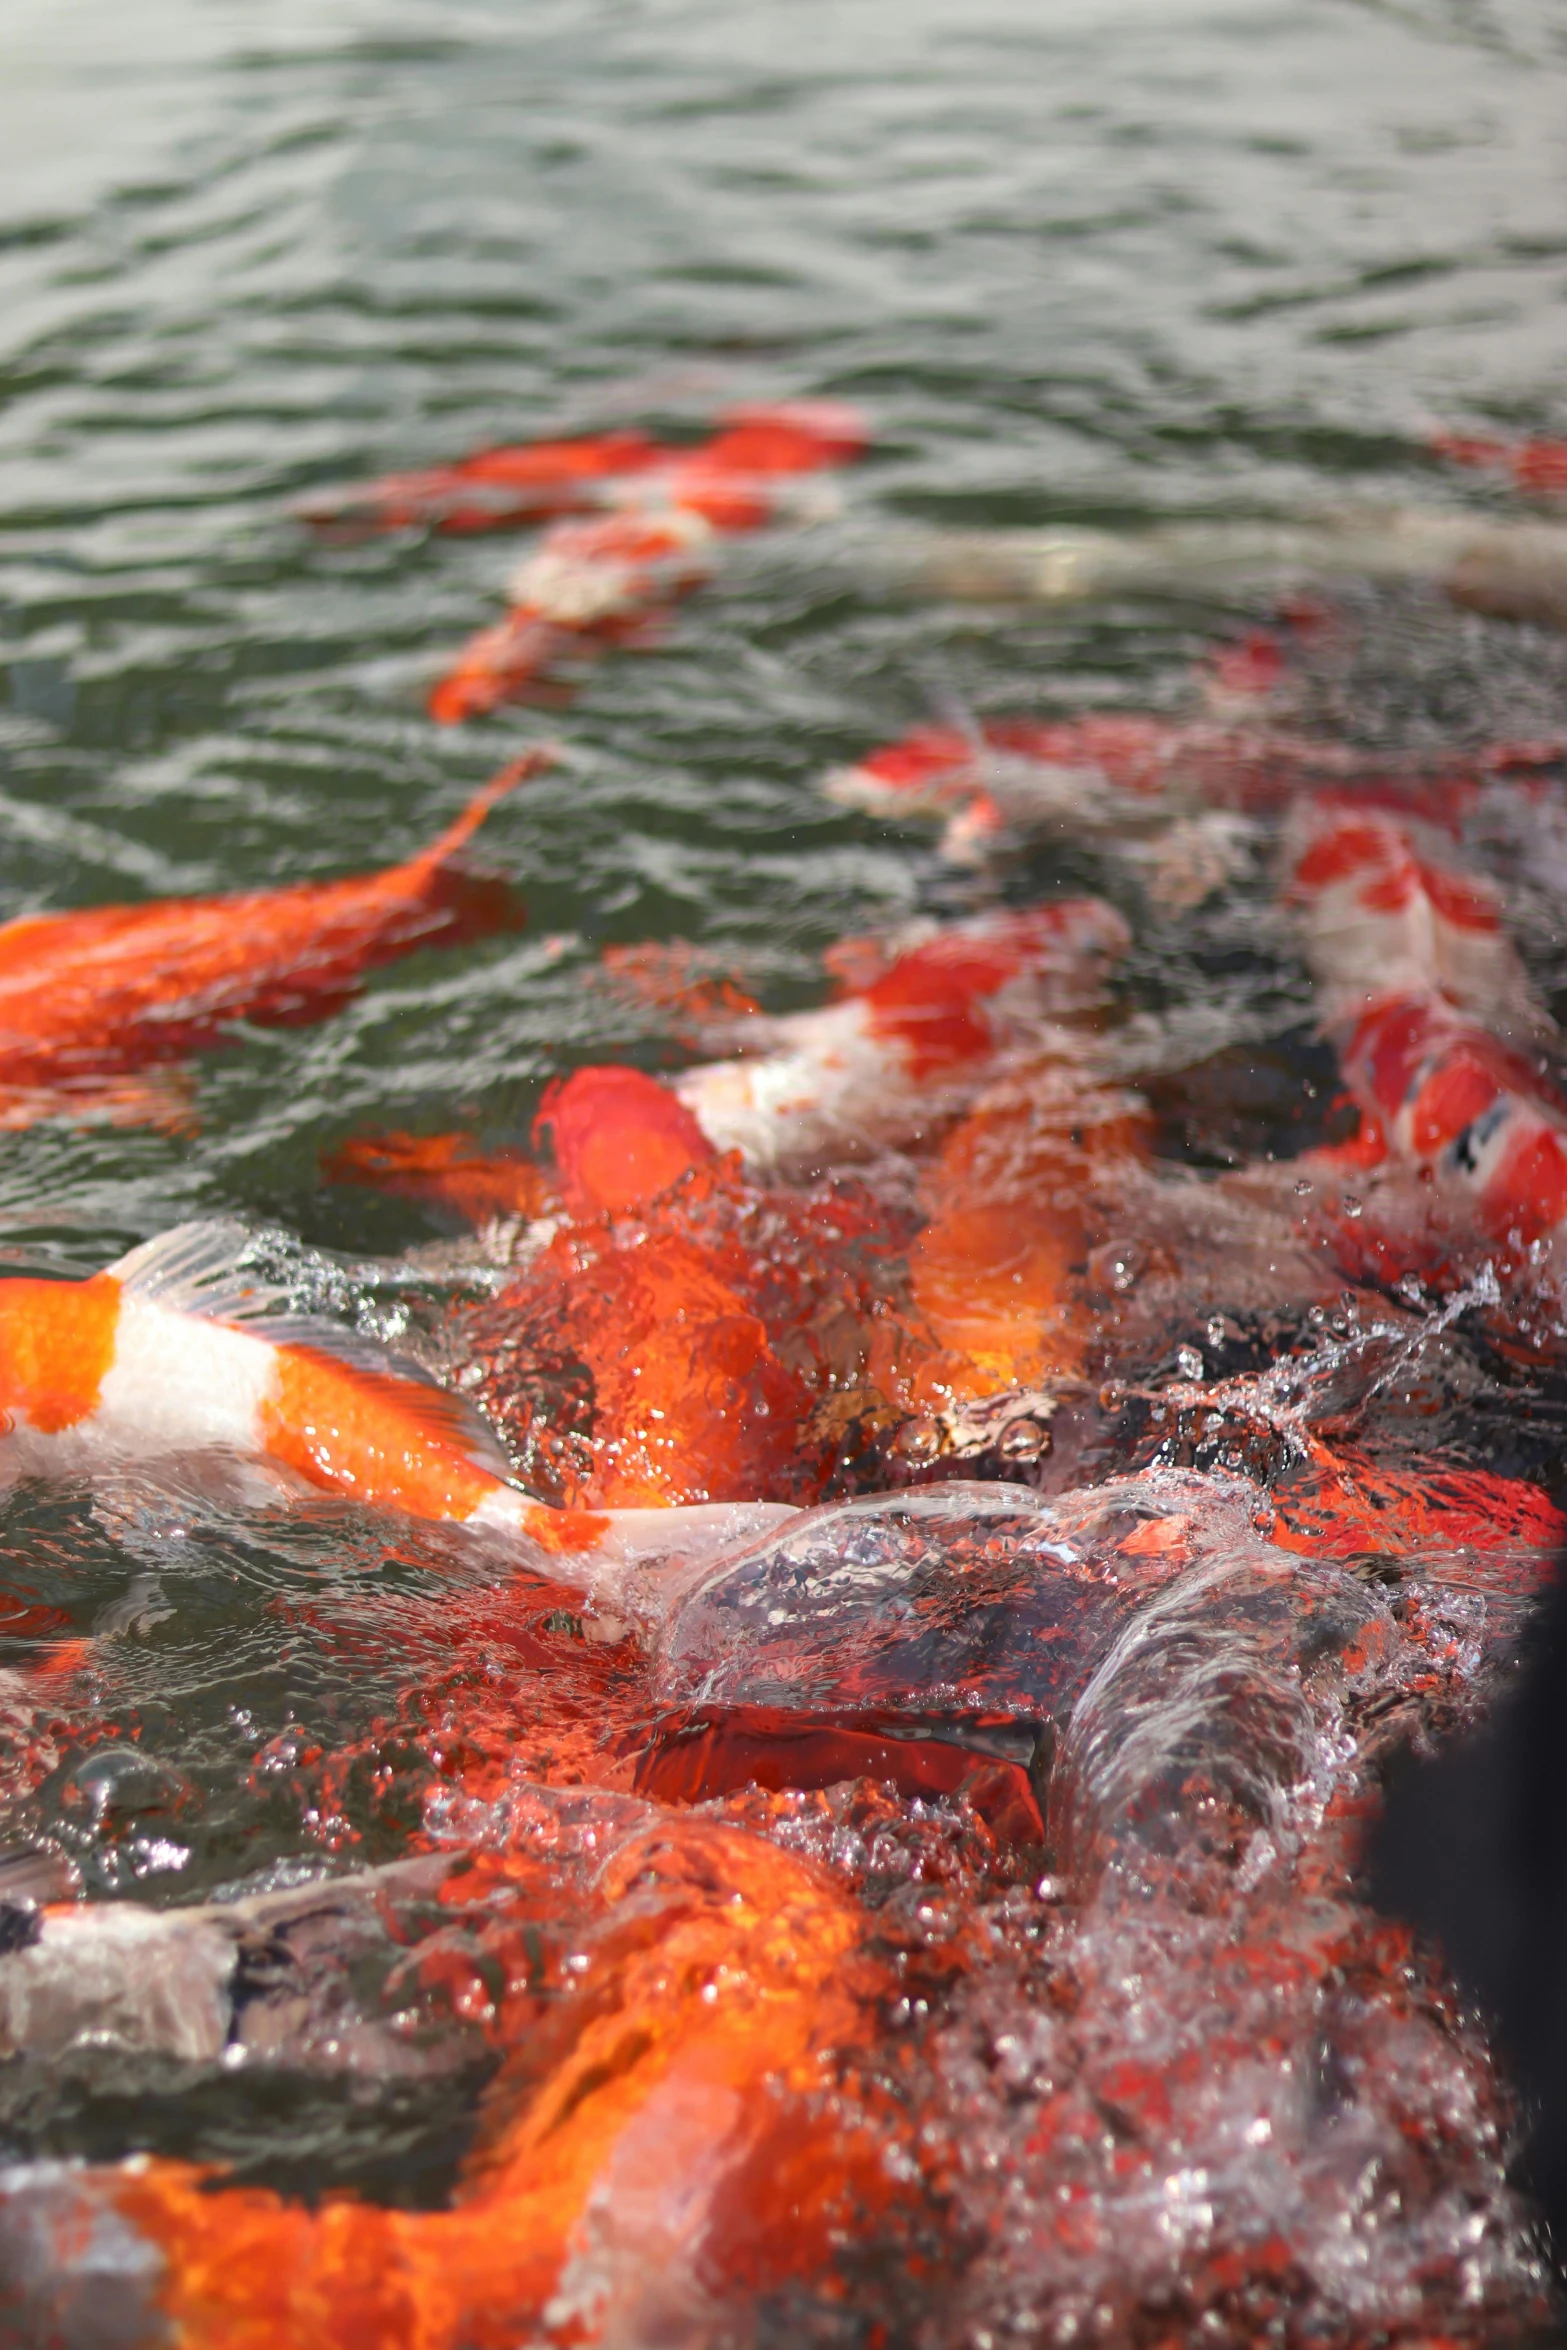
top-left (0, 1219), bottom-right (791, 1585)
top-left (0, 756), bottom-right (545, 1131)
top-left (2, 1809), bottom-right (891, 2350)
top-left (426, 402), bottom-right (867, 721)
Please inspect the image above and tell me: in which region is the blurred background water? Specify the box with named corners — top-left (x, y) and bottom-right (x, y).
top-left (1, 0), bottom-right (1565, 1268)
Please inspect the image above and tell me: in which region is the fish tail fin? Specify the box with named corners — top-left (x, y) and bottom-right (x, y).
top-left (407, 747), bottom-right (555, 877)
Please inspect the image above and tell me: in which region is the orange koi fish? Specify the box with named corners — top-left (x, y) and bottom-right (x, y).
top-left (4, 1810), bottom-right (896, 2350)
top-left (296, 427), bottom-right (664, 536)
top-left (1270, 1440), bottom-right (1567, 1562)
top-left (451, 1066), bottom-right (894, 1508)
top-left (326, 1064), bottom-right (714, 1230)
top-left (0, 755), bottom-right (545, 1131)
top-left (426, 401), bottom-right (868, 721)
top-left (321, 1128), bottom-right (551, 1225)
top-left (0, 1219), bottom-right (791, 1582)
top-left (1431, 427), bottom-right (1567, 498)
top-left (870, 1070), bottom-right (1152, 1408)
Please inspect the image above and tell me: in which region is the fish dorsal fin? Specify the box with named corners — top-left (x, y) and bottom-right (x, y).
top-left (108, 1219), bottom-right (291, 1324)
top-left (109, 1219), bottom-right (518, 1484)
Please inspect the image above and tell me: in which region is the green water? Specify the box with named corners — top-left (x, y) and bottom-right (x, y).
top-left (2, 0), bottom-right (1565, 1267)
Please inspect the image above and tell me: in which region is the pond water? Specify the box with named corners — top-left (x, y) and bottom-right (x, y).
top-left (3, 1), bottom-right (1567, 2342)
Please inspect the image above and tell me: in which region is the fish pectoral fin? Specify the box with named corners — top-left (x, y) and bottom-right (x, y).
top-left (107, 1217), bottom-right (290, 1322)
top-left (108, 1218), bottom-right (519, 1483)
top-left (0, 1068), bottom-right (201, 1137)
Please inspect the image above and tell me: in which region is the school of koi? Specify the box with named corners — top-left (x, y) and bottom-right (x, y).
top-left (6, 411), bottom-right (1567, 2344)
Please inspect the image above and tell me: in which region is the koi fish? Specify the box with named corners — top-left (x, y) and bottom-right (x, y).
top-left (327, 1064), bottom-right (714, 1231)
top-left (3, 1810), bottom-right (890, 2350)
top-left (823, 709), bottom-right (1541, 873)
top-left (426, 401), bottom-right (868, 721)
top-left (297, 402), bottom-right (867, 540)
top-left (1283, 797), bottom-right (1549, 1038)
top-left (331, 898), bottom-right (1129, 1217)
top-left (868, 1070), bottom-right (1151, 1408)
top-left (675, 899), bottom-right (1129, 1171)
top-left (328, 901), bottom-right (1134, 1501)
top-left (1430, 427), bottom-right (1567, 499)
top-left (296, 427), bottom-right (665, 536)
top-left (1270, 1440), bottom-right (1567, 1563)
top-left (1285, 798), bottom-right (1567, 1263)
top-left (886, 504), bottom-right (1567, 632)
top-left (427, 507), bottom-right (717, 722)
top-left (0, 1219), bottom-right (792, 1587)
top-left (1336, 996), bottom-right (1567, 1255)
top-left (321, 1127), bottom-right (550, 1226)
top-left (0, 756), bottom-right (546, 1132)
top-left (447, 1064), bottom-right (897, 1508)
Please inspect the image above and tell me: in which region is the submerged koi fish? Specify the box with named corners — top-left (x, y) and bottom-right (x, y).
top-left (1431, 428), bottom-right (1567, 499)
top-left (296, 427), bottom-right (665, 536)
top-left (0, 1808), bottom-right (893, 2350)
top-left (426, 402), bottom-right (868, 721)
top-left (823, 707), bottom-right (1549, 876)
top-left (888, 503), bottom-right (1567, 632)
top-left (0, 1219), bottom-right (790, 1586)
top-left (0, 756), bottom-right (545, 1132)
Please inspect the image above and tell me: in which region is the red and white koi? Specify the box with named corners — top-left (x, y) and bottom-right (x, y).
top-left (1430, 427), bottom-right (1567, 499)
top-left (822, 710), bottom-right (1492, 880)
top-left (1334, 998), bottom-right (1567, 1255)
top-left (1283, 797), bottom-right (1548, 1038)
top-left (1286, 798), bottom-right (1567, 1261)
top-left (425, 402), bottom-right (867, 721)
top-left (672, 898), bottom-right (1129, 1170)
